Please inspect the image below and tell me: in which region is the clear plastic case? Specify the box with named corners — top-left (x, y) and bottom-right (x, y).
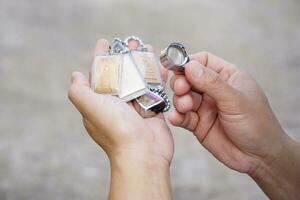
top-left (131, 51), bottom-right (162, 86)
top-left (118, 53), bottom-right (148, 102)
top-left (91, 55), bottom-right (122, 95)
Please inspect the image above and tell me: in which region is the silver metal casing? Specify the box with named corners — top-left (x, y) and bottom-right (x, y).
top-left (160, 42), bottom-right (189, 71)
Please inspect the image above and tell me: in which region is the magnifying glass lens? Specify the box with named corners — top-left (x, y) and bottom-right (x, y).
top-left (167, 46), bottom-right (185, 66)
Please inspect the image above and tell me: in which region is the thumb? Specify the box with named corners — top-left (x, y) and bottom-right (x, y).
top-left (184, 61), bottom-right (240, 107)
top-left (68, 71), bottom-right (100, 117)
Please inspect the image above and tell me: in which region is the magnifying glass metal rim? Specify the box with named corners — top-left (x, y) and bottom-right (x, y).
top-left (168, 42), bottom-right (189, 66)
top-left (160, 42), bottom-right (189, 71)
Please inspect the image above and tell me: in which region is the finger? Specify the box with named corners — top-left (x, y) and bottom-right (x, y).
top-left (172, 70), bottom-right (185, 75)
top-left (145, 44), bottom-right (154, 52)
top-left (168, 110), bottom-right (184, 126)
top-left (127, 40), bottom-right (140, 50)
top-left (170, 74), bottom-right (191, 95)
top-left (69, 72), bottom-right (97, 117)
top-left (173, 91), bottom-right (202, 113)
top-left (190, 91), bottom-right (202, 111)
top-left (160, 64), bottom-right (169, 86)
top-left (71, 71), bottom-right (90, 87)
top-left (168, 110), bottom-right (199, 132)
top-left (69, 71), bottom-right (128, 124)
top-left (189, 51), bottom-right (237, 77)
top-left (184, 60), bottom-right (240, 108)
top-left (193, 94), bottom-right (218, 142)
top-left (173, 94), bottom-right (192, 113)
top-left (89, 70), bottom-right (92, 85)
top-left (94, 39), bottom-right (110, 56)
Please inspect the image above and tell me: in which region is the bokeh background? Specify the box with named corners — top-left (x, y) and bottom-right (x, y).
top-left (1, 0), bottom-right (300, 199)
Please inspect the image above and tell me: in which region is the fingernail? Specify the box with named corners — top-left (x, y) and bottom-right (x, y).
top-left (190, 65), bottom-right (203, 79)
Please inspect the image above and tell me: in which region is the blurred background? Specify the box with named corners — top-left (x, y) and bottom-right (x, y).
top-left (0, 0), bottom-right (300, 199)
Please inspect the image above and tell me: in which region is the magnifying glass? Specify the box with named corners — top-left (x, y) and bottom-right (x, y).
top-left (160, 42), bottom-right (189, 71)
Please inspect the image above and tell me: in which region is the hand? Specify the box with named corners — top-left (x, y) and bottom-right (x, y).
top-left (168, 51), bottom-right (288, 172)
top-left (168, 51), bottom-right (300, 199)
top-left (68, 39), bottom-right (173, 200)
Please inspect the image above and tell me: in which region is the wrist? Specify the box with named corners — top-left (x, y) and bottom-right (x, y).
top-left (250, 134), bottom-right (300, 200)
top-left (249, 133), bottom-right (290, 177)
top-left (109, 149), bottom-right (170, 174)
top-left (108, 150), bottom-right (172, 200)
top-left (108, 145), bottom-right (171, 167)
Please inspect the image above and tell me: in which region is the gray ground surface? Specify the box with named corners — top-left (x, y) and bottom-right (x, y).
top-left (0, 0), bottom-right (300, 199)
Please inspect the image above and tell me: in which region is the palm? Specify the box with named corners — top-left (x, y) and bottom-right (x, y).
top-left (144, 116), bottom-right (174, 163)
top-left (112, 100), bottom-right (174, 164)
top-left (81, 93), bottom-right (173, 161)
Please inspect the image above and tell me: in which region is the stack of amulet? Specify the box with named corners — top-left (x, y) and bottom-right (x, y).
top-left (91, 36), bottom-right (184, 114)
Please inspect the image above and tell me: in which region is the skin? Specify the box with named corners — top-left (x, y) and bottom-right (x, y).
top-left (69, 39), bottom-right (173, 200)
top-left (168, 52), bottom-right (300, 200)
top-left (69, 39), bottom-right (300, 200)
